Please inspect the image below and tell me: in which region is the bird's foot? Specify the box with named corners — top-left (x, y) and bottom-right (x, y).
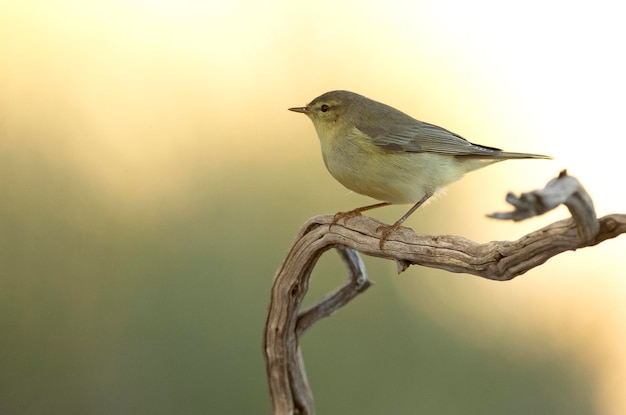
top-left (330, 209), bottom-right (363, 229)
top-left (376, 223), bottom-right (404, 250)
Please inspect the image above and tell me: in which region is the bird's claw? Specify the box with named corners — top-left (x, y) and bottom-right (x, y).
top-left (376, 224), bottom-right (402, 250)
top-left (330, 210), bottom-right (363, 229)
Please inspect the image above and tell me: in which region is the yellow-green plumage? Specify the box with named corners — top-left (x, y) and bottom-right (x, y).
top-left (290, 90), bottom-right (550, 205)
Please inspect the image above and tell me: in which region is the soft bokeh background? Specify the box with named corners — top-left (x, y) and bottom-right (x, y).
top-left (2, 0), bottom-right (625, 413)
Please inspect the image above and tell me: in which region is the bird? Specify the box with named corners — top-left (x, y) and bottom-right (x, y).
top-left (289, 90), bottom-right (551, 248)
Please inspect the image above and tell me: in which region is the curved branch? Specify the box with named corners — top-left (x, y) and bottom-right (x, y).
top-left (283, 212), bottom-right (625, 281)
top-left (296, 247), bottom-right (371, 337)
top-left (489, 169), bottom-right (600, 242)
top-left (263, 172), bottom-right (626, 414)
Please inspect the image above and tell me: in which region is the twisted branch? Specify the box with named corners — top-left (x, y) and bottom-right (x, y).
top-left (263, 171), bottom-right (626, 414)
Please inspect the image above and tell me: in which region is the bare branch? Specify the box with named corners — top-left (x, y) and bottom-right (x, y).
top-left (263, 244), bottom-right (372, 414)
top-left (489, 170), bottom-right (599, 242)
top-left (296, 247), bottom-right (371, 337)
top-left (263, 172), bottom-right (626, 414)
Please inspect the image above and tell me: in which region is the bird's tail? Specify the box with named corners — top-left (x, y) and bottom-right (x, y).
top-left (458, 150), bottom-right (552, 174)
top-left (492, 151), bottom-right (553, 160)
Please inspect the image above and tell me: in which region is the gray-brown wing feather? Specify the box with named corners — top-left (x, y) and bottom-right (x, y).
top-left (360, 120), bottom-right (503, 156)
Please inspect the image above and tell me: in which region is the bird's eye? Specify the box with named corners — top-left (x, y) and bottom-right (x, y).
top-left (320, 104), bottom-right (329, 113)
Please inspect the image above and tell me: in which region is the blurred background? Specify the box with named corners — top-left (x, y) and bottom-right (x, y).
top-left (2, 0), bottom-right (625, 413)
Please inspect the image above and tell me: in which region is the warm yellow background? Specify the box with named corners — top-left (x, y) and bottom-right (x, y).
top-left (2, 1), bottom-right (625, 414)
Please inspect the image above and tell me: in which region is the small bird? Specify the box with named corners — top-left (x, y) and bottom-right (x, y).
top-left (289, 90), bottom-right (551, 248)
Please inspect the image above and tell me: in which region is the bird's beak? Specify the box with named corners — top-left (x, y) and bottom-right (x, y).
top-left (288, 106), bottom-right (310, 114)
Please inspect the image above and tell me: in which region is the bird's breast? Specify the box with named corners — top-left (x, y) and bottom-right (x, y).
top-left (318, 129), bottom-right (463, 204)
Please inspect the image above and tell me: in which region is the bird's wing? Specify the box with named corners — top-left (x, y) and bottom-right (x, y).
top-left (359, 120), bottom-right (503, 156)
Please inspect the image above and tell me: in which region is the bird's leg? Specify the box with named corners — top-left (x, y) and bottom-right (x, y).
top-left (377, 193), bottom-right (433, 249)
top-left (330, 202), bottom-right (392, 229)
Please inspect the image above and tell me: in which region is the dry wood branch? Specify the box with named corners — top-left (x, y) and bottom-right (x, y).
top-left (296, 247), bottom-right (371, 337)
top-left (264, 172), bottom-right (626, 414)
top-left (489, 169), bottom-right (599, 242)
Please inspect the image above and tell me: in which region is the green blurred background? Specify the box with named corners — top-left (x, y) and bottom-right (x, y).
top-left (2, 1), bottom-right (625, 414)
